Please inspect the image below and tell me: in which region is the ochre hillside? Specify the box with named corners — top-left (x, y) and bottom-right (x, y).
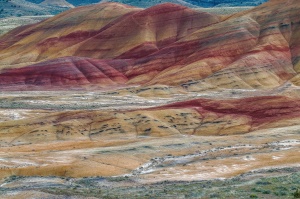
top-left (1, 1), bottom-right (299, 90)
top-left (1, 1), bottom-right (300, 191)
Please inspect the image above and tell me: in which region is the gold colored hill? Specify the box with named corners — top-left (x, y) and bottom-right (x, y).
top-left (0, 1), bottom-right (300, 90)
top-left (0, 95), bottom-right (299, 179)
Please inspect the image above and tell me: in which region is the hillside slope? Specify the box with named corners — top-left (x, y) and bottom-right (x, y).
top-left (1, 0), bottom-right (300, 188)
top-left (0, 1), bottom-right (299, 91)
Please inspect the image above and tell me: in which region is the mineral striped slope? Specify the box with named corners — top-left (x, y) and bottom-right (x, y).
top-left (0, 57), bottom-right (129, 90)
top-left (0, 0), bottom-right (299, 91)
top-left (1, 0), bottom-right (300, 184)
top-left (1, 96), bottom-right (299, 146)
top-left (0, 94), bottom-right (299, 179)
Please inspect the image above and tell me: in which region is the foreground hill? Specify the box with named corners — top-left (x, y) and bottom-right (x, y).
top-left (0, 90), bottom-right (299, 184)
top-left (1, 95), bottom-right (299, 147)
top-left (0, 0), bottom-right (299, 91)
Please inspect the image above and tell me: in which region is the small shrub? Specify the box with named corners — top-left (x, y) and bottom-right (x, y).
top-left (5, 175), bottom-right (21, 182)
top-left (274, 191), bottom-right (287, 196)
top-left (294, 189), bottom-right (300, 198)
top-left (262, 190), bottom-right (271, 194)
top-left (256, 181), bottom-right (271, 185)
top-left (209, 193), bottom-right (220, 198)
top-left (107, 176), bottom-right (129, 182)
top-left (251, 187), bottom-right (261, 192)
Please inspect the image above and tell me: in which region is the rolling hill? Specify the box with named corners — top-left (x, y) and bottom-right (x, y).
top-left (1, 1), bottom-right (300, 194)
top-left (0, 0), bottom-right (299, 91)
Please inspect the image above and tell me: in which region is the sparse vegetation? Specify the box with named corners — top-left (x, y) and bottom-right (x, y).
top-left (2, 170), bottom-right (295, 199)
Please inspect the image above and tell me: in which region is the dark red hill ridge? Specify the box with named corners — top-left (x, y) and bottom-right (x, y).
top-left (0, 57), bottom-right (130, 90)
top-left (158, 96), bottom-right (300, 129)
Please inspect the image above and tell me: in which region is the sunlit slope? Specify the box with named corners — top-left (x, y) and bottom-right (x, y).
top-left (0, 1), bottom-right (299, 90)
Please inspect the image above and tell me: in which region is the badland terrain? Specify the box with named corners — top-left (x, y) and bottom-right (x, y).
top-left (0, 0), bottom-right (300, 198)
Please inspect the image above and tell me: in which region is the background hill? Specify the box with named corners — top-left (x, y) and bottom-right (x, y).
top-left (0, 0), bottom-right (71, 18)
top-left (186, 0), bottom-right (267, 7)
top-left (25, 0), bottom-right (268, 7)
top-left (0, 0), bottom-right (268, 18)
top-left (0, 1), bottom-right (299, 91)
top-left (98, 0), bottom-right (267, 7)
top-left (0, 15), bottom-right (51, 35)
top-left (40, 0), bottom-right (74, 8)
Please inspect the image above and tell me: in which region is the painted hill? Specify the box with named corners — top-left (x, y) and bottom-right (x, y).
top-left (1, 0), bottom-right (300, 189)
top-left (1, 95), bottom-right (299, 146)
top-left (0, 0), bottom-right (299, 91)
top-left (0, 56), bottom-right (129, 90)
top-left (0, 92), bottom-right (299, 183)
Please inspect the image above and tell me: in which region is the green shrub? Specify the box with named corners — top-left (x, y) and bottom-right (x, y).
top-left (274, 191), bottom-right (287, 196)
top-left (262, 190), bottom-right (271, 194)
top-left (294, 189), bottom-right (300, 198)
top-left (251, 187), bottom-right (261, 192)
top-left (256, 181), bottom-right (271, 185)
